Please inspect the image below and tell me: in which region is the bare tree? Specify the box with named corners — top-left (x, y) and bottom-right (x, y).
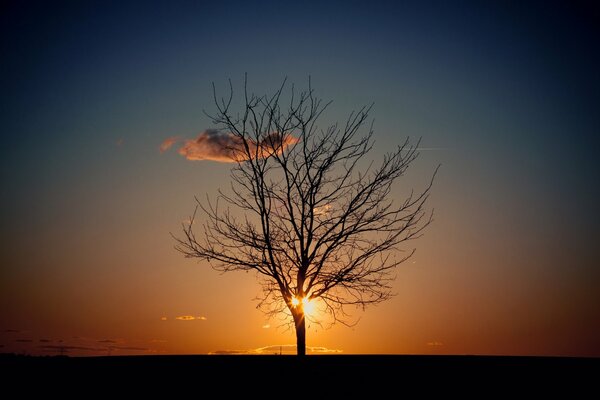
top-left (175, 77), bottom-right (437, 356)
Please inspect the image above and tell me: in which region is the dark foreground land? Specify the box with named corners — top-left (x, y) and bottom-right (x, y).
top-left (1, 354), bottom-right (596, 394)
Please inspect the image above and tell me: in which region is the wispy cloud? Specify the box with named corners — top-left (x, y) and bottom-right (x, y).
top-left (262, 324), bottom-right (271, 329)
top-left (173, 315), bottom-right (207, 321)
top-left (97, 339), bottom-right (119, 344)
top-left (159, 136), bottom-right (180, 153)
top-left (307, 346), bottom-right (343, 354)
top-left (4, 333), bottom-right (160, 356)
top-left (427, 341), bottom-right (444, 347)
top-left (175, 315), bottom-right (196, 321)
top-left (39, 345), bottom-right (105, 353)
top-left (314, 204), bottom-right (332, 216)
top-left (210, 350), bottom-right (248, 355)
top-left (210, 344), bottom-right (342, 355)
top-left (108, 345), bottom-right (149, 351)
top-left (164, 129), bottom-right (298, 162)
top-left (415, 147), bottom-right (449, 151)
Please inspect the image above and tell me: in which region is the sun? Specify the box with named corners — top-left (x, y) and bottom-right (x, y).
top-left (302, 297), bottom-right (316, 316)
top-left (292, 296), bottom-right (316, 317)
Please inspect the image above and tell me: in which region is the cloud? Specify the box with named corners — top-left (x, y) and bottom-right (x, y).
top-left (39, 339), bottom-right (51, 343)
top-left (210, 350), bottom-right (248, 355)
top-left (262, 324), bottom-right (271, 329)
top-left (38, 340), bottom-right (150, 354)
top-left (172, 315), bottom-right (207, 321)
top-left (15, 339), bottom-right (33, 343)
top-left (160, 316), bottom-right (167, 321)
top-left (166, 129), bottom-right (298, 162)
top-left (307, 346), bottom-right (343, 354)
top-left (314, 204), bottom-right (332, 216)
top-left (210, 344), bottom-right (342, 355)
top-left (39, 345), bottom-right (105, 353)
top-left (160, 136), bottom-right (180, 153)
top-left (108, 345), bottom-right (149, 351)
top-left (2, 329), bottom-right (21, 333)
top-left (149, 339), bottom-right (167, 343)
top-left (116, 138), bottom-right (124, 147)
top-left (252, 345), bottom-right (342, 354)
top-left (175, 315), bottom-right (196, 321)
top-left (427, 341), bottom-right (444, 347)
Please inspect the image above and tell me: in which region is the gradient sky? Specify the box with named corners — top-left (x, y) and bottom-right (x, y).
top-left (1, 0), bottom-right (598, 356)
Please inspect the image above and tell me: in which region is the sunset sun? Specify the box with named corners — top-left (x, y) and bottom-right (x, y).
top-left (292, 296), bottom-right (316, 318)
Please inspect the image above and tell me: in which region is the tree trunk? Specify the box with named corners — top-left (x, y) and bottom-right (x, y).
top-left (294, 311), bottom-right (306, 356)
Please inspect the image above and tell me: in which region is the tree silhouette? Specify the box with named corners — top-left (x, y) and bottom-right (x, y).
top-left (175, 78), bottom-right (437, 356)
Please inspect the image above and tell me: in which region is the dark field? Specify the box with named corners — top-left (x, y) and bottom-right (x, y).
top-left (1, 353), bottom-right (596, 393)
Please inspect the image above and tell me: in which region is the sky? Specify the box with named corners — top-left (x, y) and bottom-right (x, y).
top-left (1, 0), bottom-right (599, 357)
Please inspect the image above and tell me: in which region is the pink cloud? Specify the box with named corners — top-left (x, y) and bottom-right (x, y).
top-left (165, 129), bottom-right (298, 162)
top-left (160, 136), bottom-right (180, 153)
